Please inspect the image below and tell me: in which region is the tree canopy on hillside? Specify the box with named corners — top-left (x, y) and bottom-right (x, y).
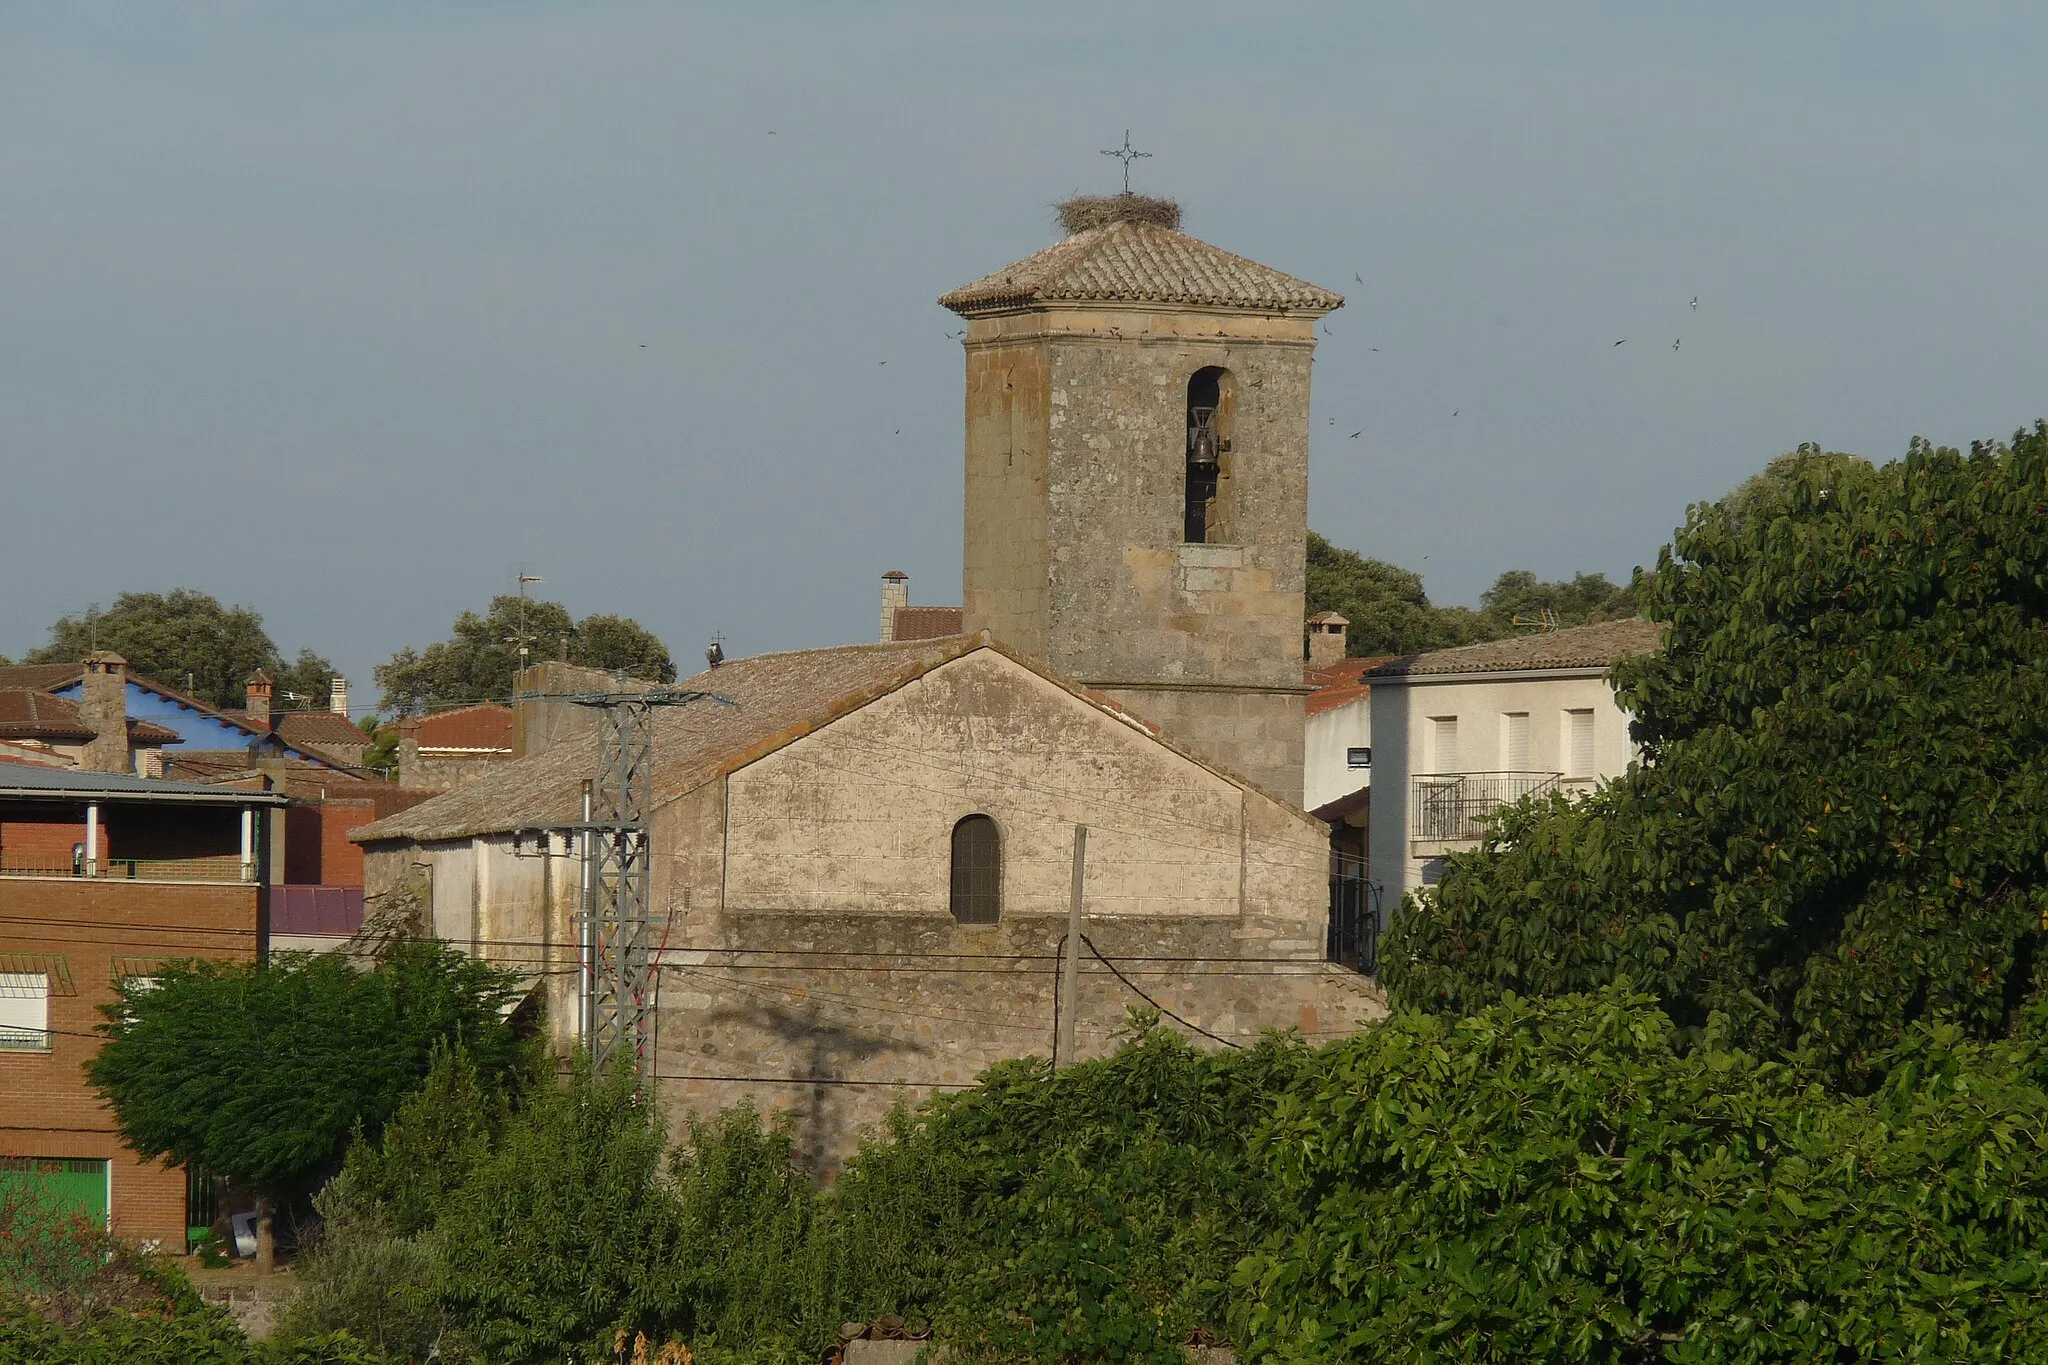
top-left (22, 589), bottom-right (337, 712)
top-left (1306, 532), bottom-right (1638, 657)
top-left (374, 595), bottom-right (676, 716)
top-left (1382, 432), bottom-right (2048, 1080)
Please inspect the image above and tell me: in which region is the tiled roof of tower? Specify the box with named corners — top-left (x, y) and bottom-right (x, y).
top-left (939, 220), bottom-right (1345, 316)
top-left (1368, 619), bottom-right (1665, 678)
top-left (354, 638), bottom-right (980, 845)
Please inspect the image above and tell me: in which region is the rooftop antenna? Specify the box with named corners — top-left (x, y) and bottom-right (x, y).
top-left (1099, 130), bottom-right (1150, 194)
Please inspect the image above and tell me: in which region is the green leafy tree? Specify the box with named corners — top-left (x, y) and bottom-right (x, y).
top-left (1307, 534), bottom-right (1636, 658)
top-left (23, 590), bottom-right (335, 712)
top-left (1237, 987), bottom-right (2048, 1363)
top-left (1478, 567), bottom-right (1638, 629)
top-left (415, 1061), bottom-right (684, 1363)
top-left (86, 943), bottom-right (526, 1259)
top-left (1383, 432), bottom-right (2048, 1079)
top-left (375, 596), bottom-right (675, 716)
top-left (1305, 533), bottom-right (1490, 656)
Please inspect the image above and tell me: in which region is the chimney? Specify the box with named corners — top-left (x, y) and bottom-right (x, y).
top-left (245, 669), bottom-right (274, 728)
top-left (79, 652), bottom-right (130, 773)
top-left (329, 676), bottom-right (349, 717)
top-left (1306, 612), bottom-right (1350, 668)
top-left (879, 570), bottom-right (910, 642)
top-left (396, 718), bottom-right (422, 788)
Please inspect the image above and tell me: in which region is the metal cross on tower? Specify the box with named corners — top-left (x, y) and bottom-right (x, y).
top-left (1099, 130), bottom-right (1150, 194)
top-left (568, 686), bottom-right (722, 1075)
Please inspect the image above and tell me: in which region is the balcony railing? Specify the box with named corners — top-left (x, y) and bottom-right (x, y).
top-left (1412, 771), bottom-right (1562, 842)
top-left (0, 854), bottom-right (254, 883)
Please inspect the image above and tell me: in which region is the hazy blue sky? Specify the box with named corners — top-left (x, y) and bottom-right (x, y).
top-left (5, 3), bottom-right (2044, 712)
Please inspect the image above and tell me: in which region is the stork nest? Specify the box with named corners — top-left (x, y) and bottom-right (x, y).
top-left (1056, 193), bottom-right (1182, 235)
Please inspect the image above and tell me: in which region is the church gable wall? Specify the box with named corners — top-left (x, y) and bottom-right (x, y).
top-left (650, 649), bottom-right (1378, 1169)
top-left (718, 650), bottom-right (1252, 920)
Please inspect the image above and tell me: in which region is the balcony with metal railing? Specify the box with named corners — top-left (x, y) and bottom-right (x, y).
top-left (1410, 771), bottom-right (1562, 845)
top-left (0, 854), bottom-right (255, 884)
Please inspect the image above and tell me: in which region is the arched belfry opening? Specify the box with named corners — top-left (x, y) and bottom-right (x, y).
top-left (1184, 366), bottom-right (1236, 543)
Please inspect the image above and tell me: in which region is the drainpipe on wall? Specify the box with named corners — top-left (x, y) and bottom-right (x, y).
top-left (84, 802), bottom-right (100, 877)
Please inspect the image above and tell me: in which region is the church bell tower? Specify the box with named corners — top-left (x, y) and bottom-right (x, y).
top-left (940, 194), bottom-right (1343, 803)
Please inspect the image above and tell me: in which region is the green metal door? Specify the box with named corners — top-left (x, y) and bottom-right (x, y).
top-left (0, 1156), bottom-right (111, 1229)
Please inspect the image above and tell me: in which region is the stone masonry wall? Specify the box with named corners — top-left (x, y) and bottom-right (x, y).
top-left (650, 650), bottom-right (1380, 1169)
top-left (959, 305), bottom-right (1318, 803)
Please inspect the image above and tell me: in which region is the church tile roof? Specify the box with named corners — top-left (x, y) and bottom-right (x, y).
top-left (354, 638), bottom-right (978, 845)
top-left (939, 220), bottom-right (1344, 316)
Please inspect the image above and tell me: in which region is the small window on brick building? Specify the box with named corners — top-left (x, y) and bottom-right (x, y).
top-left (0, 973), bottom-right (51, 1050)
top-left (949, 815), bottom-right (1002, 925)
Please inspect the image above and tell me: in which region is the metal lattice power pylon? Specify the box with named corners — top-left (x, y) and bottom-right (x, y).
top-left (569, 688), bottom-right (719, 1075)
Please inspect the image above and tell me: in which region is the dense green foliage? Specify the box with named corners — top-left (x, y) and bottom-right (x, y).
top-left (1242, 988), bottom-right (2048, 1362)
top-left (21, 588), bottom-right (336, 711)
top-left (278, 992), bottom-right (2048, 1364)
top-left (1384, 435), bottom-right (2048, 1079)
top-left (1306, 533), bottom-right (1635, 658)
top-left (87, 944), bottom-right (526, 1199)
top-left (282, 1018), bottom-right (1307, 1363)
top-left (375, 595), bottom-right (676, 715)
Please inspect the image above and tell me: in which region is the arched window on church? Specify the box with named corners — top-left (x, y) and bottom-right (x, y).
top-left (1184, 367), bottom-right (1236, 543)
top-left (950, 814), bottom-right (1002, 925)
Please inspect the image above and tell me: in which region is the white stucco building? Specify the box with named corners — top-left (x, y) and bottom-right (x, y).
top-left (1365, 619), bottom-right (1662, 904)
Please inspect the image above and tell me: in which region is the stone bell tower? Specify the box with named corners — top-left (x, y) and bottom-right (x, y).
top-left (940, 194), bottom-right (1342, 803)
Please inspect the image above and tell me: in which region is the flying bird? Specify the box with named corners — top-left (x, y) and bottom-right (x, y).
top-left (1349, 431), bottom-right (1362, 439)
top-left (877, 360), bottom-right (887, 365)
top-left (1452, 410), bottom-right (1459, 417)
top-left (1673, 339), bottom-right (1681, 351)
top-left (1614, 339), bottom-right (1626, 347)
top-left (1353, 271), bottom-right (1363, 283)
top-left (1690, 296), bottom-right (1698, 309)
top-left (1328, 418), bottom-right (1336, 425)
top-left (894, 429), bottom-right (901, 435)
top-left (947, 329), bottom-right (964, 338)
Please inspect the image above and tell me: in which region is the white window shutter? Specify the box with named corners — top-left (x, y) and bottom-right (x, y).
top-left (1567, 709), bottom-right (1596, 777)
top-left (0, 974), bottom-right (50, 1048)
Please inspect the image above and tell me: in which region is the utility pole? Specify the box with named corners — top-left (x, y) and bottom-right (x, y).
top-left (1056, 824), bottom-right (1088, 1068)
top-left (569, 686), bottom-right (722, 1077)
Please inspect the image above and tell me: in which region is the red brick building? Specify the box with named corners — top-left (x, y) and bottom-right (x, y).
top-left (0, 764), bottom-right (285, 1249)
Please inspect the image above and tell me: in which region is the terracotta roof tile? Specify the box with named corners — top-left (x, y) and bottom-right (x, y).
top-left (273, 711), bottom-right (368, 754)
top-left (0, 664), bottom-right (86, 691)
top-left (0, 689), bottom-right (95, 741)
top-left (0, 688), bottom-right (178, 744)
top-left (1304, 656), bottom-right (1395, 718)
top-left (940, 220), bottom-right (1344, 316)
top-left (891, 606), bottom-right (965, 642)
top-left (1368, 619), bottom-right (1664, 678)
top-left (414, 704), bottom-right (514, 752)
